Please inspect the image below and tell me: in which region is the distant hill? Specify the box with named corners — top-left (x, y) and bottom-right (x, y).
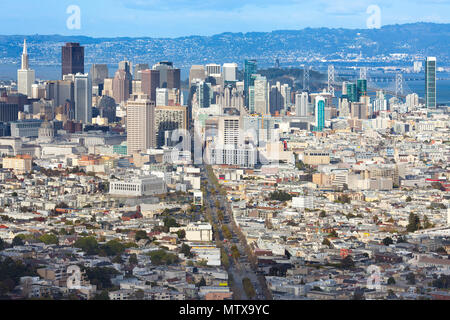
top-left (0, 22), bottom-right (449, 69)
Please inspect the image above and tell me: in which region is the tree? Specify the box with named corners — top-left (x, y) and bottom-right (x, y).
top-left (135, 230), bottom-right (149, 242)
top-left (129, 254), bottom-right (138, 265)
top-left (181, 244), bottom-right (193, 258)
top-left (242, 278), bottom-right (256, 299)
top-left (12, 236), bottom-right (24, 247)
top-left (407, 213), bottom-right (420, 233)
top-left (423, 215), bottom-right (433, 229)
top-left (322, 238), bottom-right (331, 247)
top-left (341, 256), bottom-right (355, 269)
top-left (406, 196), bottom-right (412, 202)
top-left (102, 240), bottom-right (125, 257)
top-left (74, 237), bottom-right (99, 255)
top-left (177, 230), bottom-right (186, 240)
top-left (197, 277), bottom-right (206, 287)
top-left (92, 290), bottom-right (110, 300)
top-left (406, 273), bottom-right (416, 285)
top-left (383, 237), bottom-right (394, 246)
top-left (39, 234), bottom-right (59, 245)
top-left (319, 211), bottom-right (327, 218)
top-left (0, 238), bottom-right (5, 251)
top-left (387, 277), bottom-right (396, 285)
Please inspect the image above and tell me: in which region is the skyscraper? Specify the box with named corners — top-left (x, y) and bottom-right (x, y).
top-left (244, 60), bottom-right (257, 108)
top-left (223, 63), bottom-right (238, 83)
top-left (112, 69), bottom-right (132, 104)
top-left (254, 75), bottom-right (269, 115)
top-left (17, 39), bottom-right (35, 97)
top-left (134, 64), bottom-right (149, 81)
top-left (315, 96), bottom-right (325, 132)
top-left (62, 43), bottom-right (84, 79)
top-left (425, 57), bottom-right (437, 109)
top-left (357, 79), bottom-right (367, 100)
top-left (296, 92), bottom-right (309, 117)
top-left (73, 73), bottom-right (92, 124)
top-left (141, 69), bottom-right (160, 102)
top-left (189, 65), bottom-right (207, 88)
top-left (153, 62), bottom-right (181, 89)
top-left (126, 95), bottom-right (156, 155)
top-left (90, 64), bottom-right (109, 86)
top-left (205, 64), bottom-right (221, 77)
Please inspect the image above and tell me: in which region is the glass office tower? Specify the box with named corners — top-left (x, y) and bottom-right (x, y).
top-left (244, 60), bottom-right (257, 108)
top-left (425, 57), bottom-right (437, 109)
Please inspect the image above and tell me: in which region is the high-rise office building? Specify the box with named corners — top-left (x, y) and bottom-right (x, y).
top-left (244, 60), bottom-right (257, 107)
top-left (126, 95), bottom-right (156, 155)
top-left (141, 69), bottom-right (160, 102)
top-left (218, 116), bottom-right (241, 147)
top-left (90, 64), bottom-right (109, 86)
top-left (73, 73), bottom-right (92, 124)
top-left (153, 62), bottom-right (181, 89)
top-left (156, 88), bottom-right (169, 106)
top-left (45, 80), bottom-right (75, 119)
top-left (112, 69), bottom-right (132, 104)
top-left (206, 64), bottom-right (221, 77)
top-left (254, 75), bottom-right (269, 115)
top-left (134, 64), bottom-right (149, 81)
top-left (357, 79), bottom-right (367, 100)
top-left (194, 81), bottom-right (212, 109)
top-left (425, 57), bottom-right (437, 109)
top-left (346, 83), bottom-right (358, 102)
top-left (223, 63), bottom-right (238, 82)
top-left (315, 96), bottom-right (325, 132)
top-left (296, 92), bottom-right (309, 117)
top-left (17, 39), bottom-right (35, 97)
top-left (189, 65), bottom-right (207, 88)
top-left (155, 105), bottom-right (187, 147)
top-left (61, 43), bottom-right (84, 79)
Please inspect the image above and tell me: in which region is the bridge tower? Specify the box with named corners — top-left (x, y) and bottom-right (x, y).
top-left (303, 66), bottom-right (310, 91)
top-left (328, 65), bottom-right (335, 97)
top-left (395, 73), bottom-right (404, 97)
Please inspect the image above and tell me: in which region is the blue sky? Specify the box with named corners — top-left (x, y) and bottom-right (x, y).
top-left (1, 0), bottom-right (449, 38)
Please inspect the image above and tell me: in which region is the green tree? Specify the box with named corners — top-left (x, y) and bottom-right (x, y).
top-left (129, 253), bottom-right (138, 265)
top-left (12, 235), bottom-right (25, 247)
top-left (407, 213), bottom-right (420, 233)
top-left (74, 237), bottom-right (99, 255)
top-left (135, 230), bottom-right (149, 242)
top-left (39, 233), bottom-right (59, 245)
top-left (181, 244), bottom-right (193, 258)
top-left (242, 278), bottom-right (256, 299)
top-left (383, 237), bottom-right (394, 246)
top-left (177, 230), bottom-right (186, 240)
top-left (387, 277), bottom-right (396, 285)
top-left (102, 240), bottom-right (125, 257)
top-left (92, 290), bottom-right (110, 300)
top-left (341, 256), bottom-right (355, 269)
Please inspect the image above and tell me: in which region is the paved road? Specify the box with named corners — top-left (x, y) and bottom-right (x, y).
top-left (201, 166), bottom-right (268, 300)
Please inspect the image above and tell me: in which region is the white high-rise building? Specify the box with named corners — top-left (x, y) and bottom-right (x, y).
top-left (218, 116), bottom-right (241, 147)
top-left (17, 39), bottom-right (35, 97)
top-left (73, 73), bottom-right (92, 124)
top-left (406, 93), bottom-right (419, 109)
top-left (222, 63), bottom-right (238, 82)
top-left (126, 95), bottom-right (156, 155)
top-left (254, 75), bottom-right (269, 115)
top-left (156, 88), bottom-right (169, 106)
top-left (295, 92), bottom-right (309, 116)
top-left (205, 64), bottom-right (221, 77)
